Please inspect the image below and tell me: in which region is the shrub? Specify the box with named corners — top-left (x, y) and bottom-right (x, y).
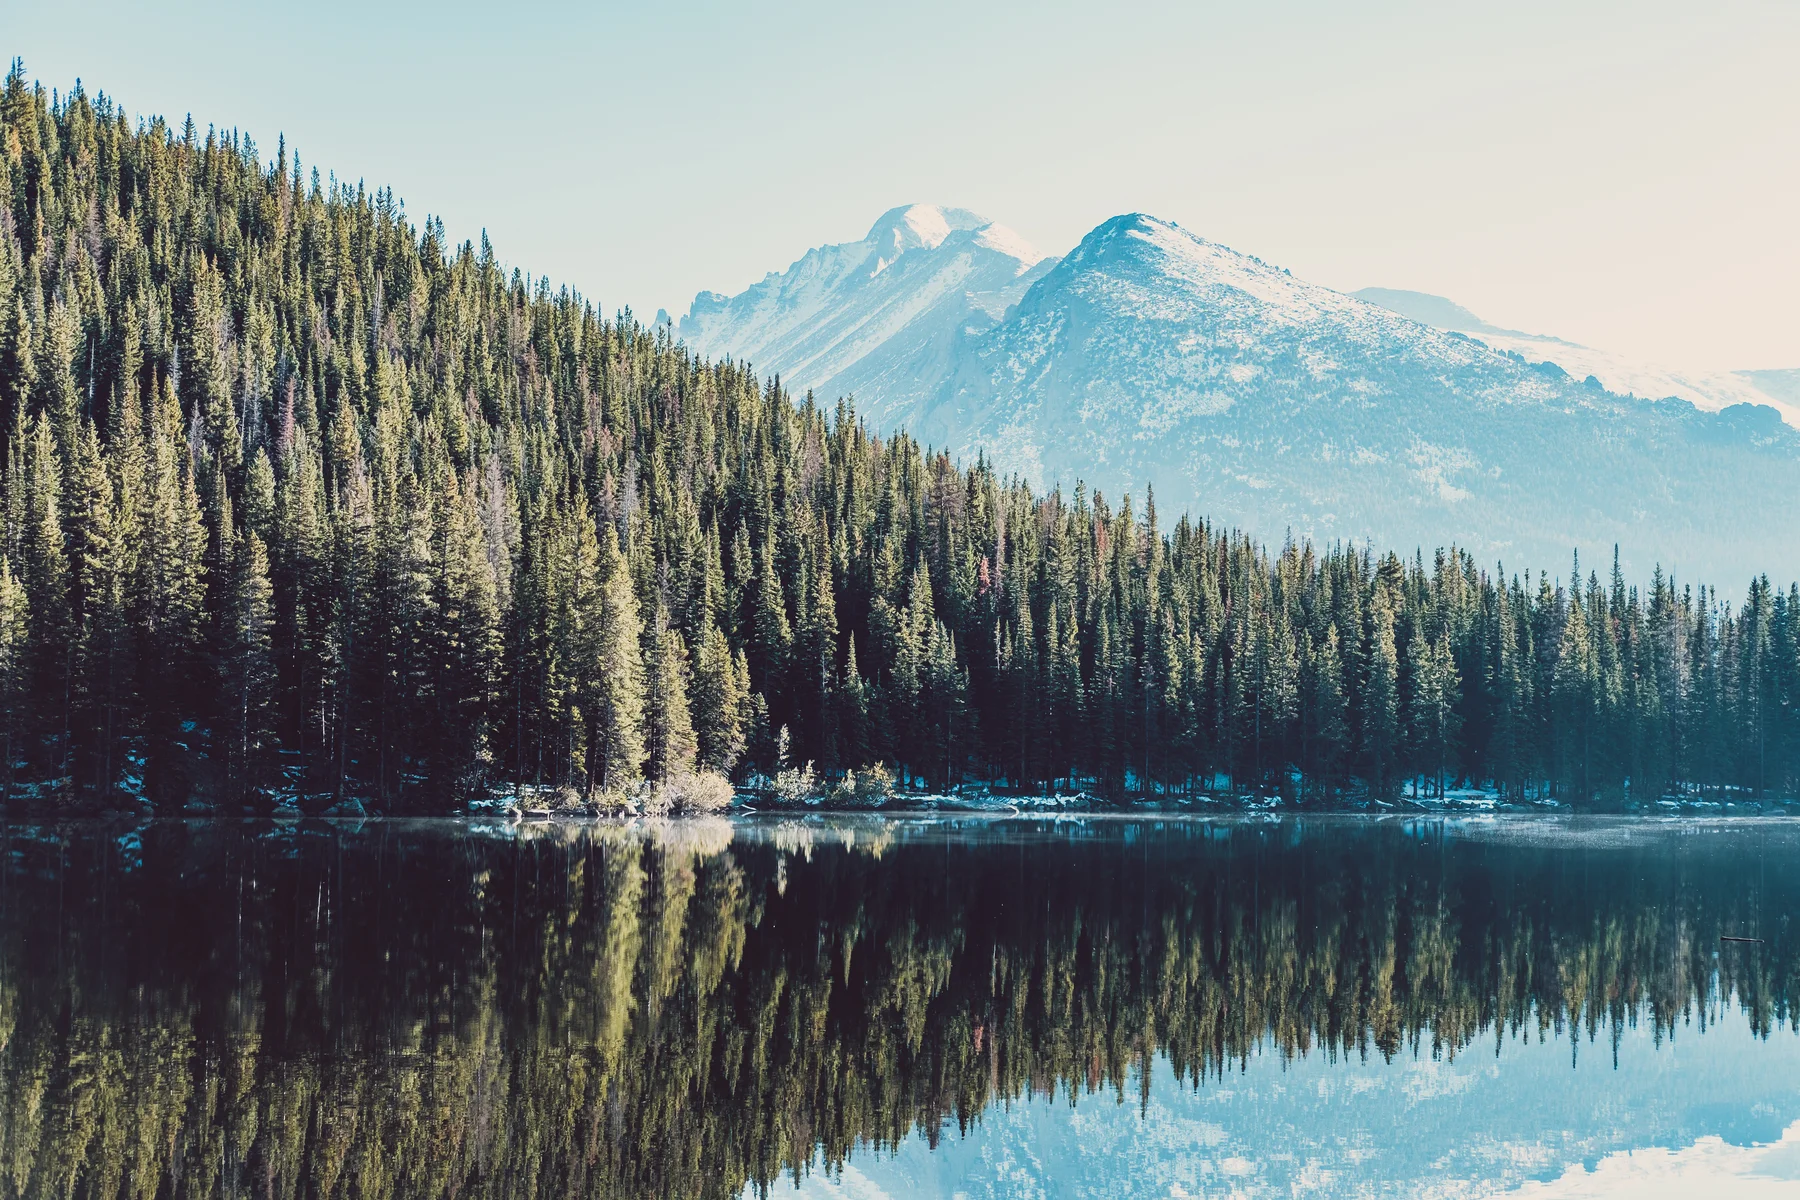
top-left (673, 770), bottom-right (736, 813)
top-left (830, 763), bottom-right (895, 807)
top-left (649, 770), bottom-right (737, 815)
top-left (771, 760), bottom-right (818, 806)
top-left (592, 787), bottom-right (633, 814)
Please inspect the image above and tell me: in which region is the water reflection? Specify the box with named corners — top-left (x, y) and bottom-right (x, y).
top-left (0, 815), bottom-right (1795, 1198)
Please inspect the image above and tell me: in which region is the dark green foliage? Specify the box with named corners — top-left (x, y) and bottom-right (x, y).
top-left (2, 65), bottom-right (1798, 810)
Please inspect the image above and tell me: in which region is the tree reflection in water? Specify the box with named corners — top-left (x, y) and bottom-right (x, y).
top-left (0, 815), bottom-right (1793, 1199)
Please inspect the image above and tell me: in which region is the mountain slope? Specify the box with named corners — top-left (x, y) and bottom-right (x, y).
top-left (1348, 287), bottom-right (1507, 335)
top-left (929, 215), bottom-right (1800, 581)
top-left (677, 204), bottom-right (1053, 410)
top-left (1352, 287), bottom-right (1800, 426)
top-left (683, 211), bottom-right (1800, 583)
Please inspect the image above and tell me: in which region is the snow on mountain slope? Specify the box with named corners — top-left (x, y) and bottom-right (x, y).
top-left (923, 215), bottom-right (1800, 582)
top-left (1471, 333), bottom-right (1800, 427)
top-left (677, 205), bottom-right (1053, 415)
top-left (683, 210), bottom-right (1800, 584)
top-left (1352, 287), bottom-right (1800, 426)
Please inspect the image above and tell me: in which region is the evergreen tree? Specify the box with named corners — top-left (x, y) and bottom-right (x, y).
top-left (590, 527), bottom-right (645, 792)
top-left (16, 415), bottom-right (70, 785)
top-left (0, 556), bottom-right (27, 799)
top-left (691, 624), bottom-right (748, 774)
top-left (217, 527), bottom-right (276, 797)
top-left (1408, 626), bottom-right (1461, 798)
top-left (1362, 584), bottom-right (1400, 799)
top-left (423, 470), bottom-right (500, 799)
top-left (1309, 626), bottom-right (1349, 800)
top-left (644, 606), bottom-right (698, 782)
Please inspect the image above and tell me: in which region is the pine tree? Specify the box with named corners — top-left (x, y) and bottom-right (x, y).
top-left (1309, 626), bottom-right (1349, 800)
top-left (183, 257), bottom-right (240, 474)
top-left (131, 380), bottom-right (209, 800)
top-left (0, 556), bottom-right (27, 800)
top-left (837, 637), bottom-right (871, 770)
top-left (67, 422), bottom-right (132, 797)
top-left (1553, 574), bottom-right (1598, 803)
top-left (999, 590), bottom-right (1038, 789)
top-left (17, 415), bottom-right (71, 788)
top-left (1258, 601), bottom-right (1299, 792)
top-left (40, 297), bottom-right (82, 467)
top-left (644, 606), bottom-right (698, 782)
top-left (1363, 584), bottom-right (1400, 799)
top-left (424, 470), bottom-right (500, 799)
top-left (1047, 600), bottom-right (1083, 787)
top-left (796, 538), bottom-right (839, 768)
top-left (217, 527), bottom-right (276, 797)
top-left (590, 526), bottom-right (645, 793)
top-left (749, 529), bottom-right (792, 717)
top-left (1408, 626), bottom-right (1461, 798)
top-left (692, 624), bottom-right (748, 774)
top-left (1489, 580), bottom-right (1526, 798)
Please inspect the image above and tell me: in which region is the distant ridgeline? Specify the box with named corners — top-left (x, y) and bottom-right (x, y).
top-left (0, 820), bottom-right (1793, 1199)
top-left (2, 69), bottom-right (1800, 812)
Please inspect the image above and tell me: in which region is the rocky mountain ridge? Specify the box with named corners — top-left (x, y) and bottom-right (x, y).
top-left (679, 209), bottom-right (1800, 584)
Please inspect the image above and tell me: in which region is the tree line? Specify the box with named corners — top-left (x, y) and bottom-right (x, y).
top-left (1, 64), bottom-right (1798, 811)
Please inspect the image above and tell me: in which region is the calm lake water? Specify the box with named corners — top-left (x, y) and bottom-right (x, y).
top-left (1, 815), bottom-right (1797, 1199)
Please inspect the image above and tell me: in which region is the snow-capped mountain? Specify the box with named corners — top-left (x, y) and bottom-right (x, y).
top-left (680, 210), bottom-right (1800, 584)
top-left (677, 205), bottom-right (1054, 412)
top-left (1352, 287), bottom-right (1800, 427)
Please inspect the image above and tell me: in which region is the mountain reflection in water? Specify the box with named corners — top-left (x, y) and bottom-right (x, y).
top-left (0, 815), bottom-right (1796, 1199)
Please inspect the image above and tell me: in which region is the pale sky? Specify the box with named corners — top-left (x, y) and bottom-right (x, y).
top-left (10, 0), bottom-right (1797, 369)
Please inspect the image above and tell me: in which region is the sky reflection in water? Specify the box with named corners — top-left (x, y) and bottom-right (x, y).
top-left (0, 814), bottom-right (1796, 1199)
top-left (776, 993), bottom-right (1800, 1199)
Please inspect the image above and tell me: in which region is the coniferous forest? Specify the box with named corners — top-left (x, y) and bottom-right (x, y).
top-left (2, 65), bottom-right (1800, 812)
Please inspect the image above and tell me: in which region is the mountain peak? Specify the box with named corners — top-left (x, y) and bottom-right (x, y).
top-left (1068, 214), bottom-right (1282, 281)
top-left (864, 204), bottom-right (989, 255)
top-left (679, 206), bottom-right (1800, 584)
top-left (1070, 212), bottom-right (1167, 254)
top-left (677, 204), bottom-right (1057, 402)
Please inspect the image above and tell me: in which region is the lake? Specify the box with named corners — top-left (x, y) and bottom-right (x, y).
top-left (0, 814), bottom-right (1796, 1198)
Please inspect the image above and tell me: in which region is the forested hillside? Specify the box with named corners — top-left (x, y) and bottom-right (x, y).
top-left (1, 66), bottom-right (1798, 812)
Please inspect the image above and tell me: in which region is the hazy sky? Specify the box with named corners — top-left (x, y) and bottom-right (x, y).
top-left (10, 0), bottom-right (1797, 368)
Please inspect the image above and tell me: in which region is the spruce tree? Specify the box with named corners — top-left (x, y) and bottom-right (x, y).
top-left (1363, 585), bottom-right (1400, 799)
top-left (18, 416), bottom-right (70, 787)
top-left (692, 624), bottom-right (748, 774)
top-left (218, 528), bottom-right (276, 797)
top-left (644, 607), bottom-right (698, 782)
top-left (0, 556), bottom-right (27, 800)
top-left (591, 526), bottom-right (645, 793)
top-left (1408, 626), bottom-right (1461, 798)
top-left (1310, 626), bottom-right (1349, 800)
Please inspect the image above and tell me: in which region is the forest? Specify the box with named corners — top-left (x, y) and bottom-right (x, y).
top-left (0, 818), bottom-right (1791, 1199)
top-left (2, 64), bottom-right (1800, 813)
